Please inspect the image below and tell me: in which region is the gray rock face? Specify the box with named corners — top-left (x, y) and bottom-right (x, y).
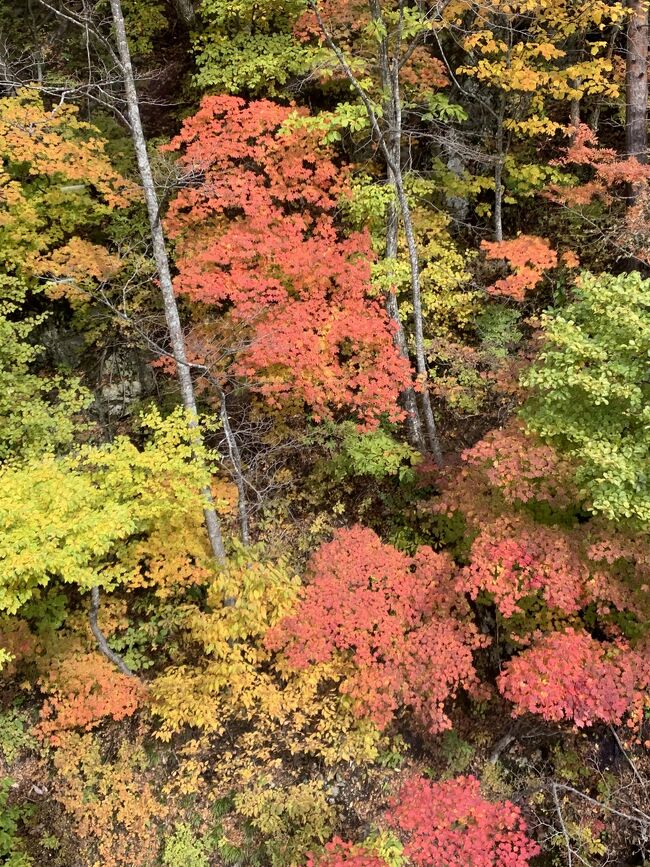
top-left (97, 349), bottom-right (154, 418)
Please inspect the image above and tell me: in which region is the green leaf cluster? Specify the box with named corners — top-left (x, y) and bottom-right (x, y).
top-left (0, 778), bottom-right (33, 867)
top-left (0, 711), bottom-right (37, 766)
top-left (233, 779), bottom-right (336, 867)
top-left (162, 823), bottom-right (210, 867)
top-left (0, 282), bottom-right (91, 463)
top-left (523, 271), bottom-right (650, 525)
top-left (193, 0), bottom-right (311, 94)
top-left (329, 425), bottom-right (421, 483)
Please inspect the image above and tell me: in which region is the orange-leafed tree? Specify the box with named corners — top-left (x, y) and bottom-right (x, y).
top-left (164, 95), bottom-right (411, 427)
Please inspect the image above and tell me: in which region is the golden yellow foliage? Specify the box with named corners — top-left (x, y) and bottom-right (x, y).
top-left (150, 546), bottom-right (383, 769)
top-left (0, 409), bottom-right (213, 613)
top-left (52, 732), bottom-right (166, 867)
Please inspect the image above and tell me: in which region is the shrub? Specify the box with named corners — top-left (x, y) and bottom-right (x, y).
top-left (162, 823), bottom-right (209, 867)
top-left (234, 779), bottom-right (336, 867)
top-left (498, 628), bottom-right (640, 728)
top-left (387, 775), bottom-right (540, 866)
top-left (268, 525), bottom-right (486, 733)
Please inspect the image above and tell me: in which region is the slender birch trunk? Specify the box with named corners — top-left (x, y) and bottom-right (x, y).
top-left (109, 0), bottom-right (226, 562)
top-left (590, 26), bottom-right (620, 132)
top-left (388, 59), bottom-right (444, 464)
top-left (385, 200), bottom-right (427, 451)
top-left (493, 95), bottom-right (505, 242)
top-left (373, 2), bottom-right (426, 451)
top-left (313, 0), bottom-right (444, 462)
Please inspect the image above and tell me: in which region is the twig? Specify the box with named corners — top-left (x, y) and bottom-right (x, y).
top-left (609, 725), bottom-right (648, 792)
top-left (552, 783), bottom-right (573, 867)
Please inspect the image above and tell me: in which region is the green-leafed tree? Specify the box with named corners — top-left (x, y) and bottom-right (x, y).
top-left (523, 271), bottom-right (650, 525)
top-left (192, 0), bottom-right (311, 95)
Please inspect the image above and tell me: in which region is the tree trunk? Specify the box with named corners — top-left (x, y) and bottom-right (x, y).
top-left (389, 59), bottom-right (444, 464)
top-left (374, 6), bottom-right (426, 452)
top-left (219, 388), bottom-right (250, 546)
top-left (108, 0), bottom-right (226, 563)
top-left (494, 96), bottom-right (505, 242)
top-left (385, 199), bottom-right (427, 451)
top-left (90, 587), bottom-right (133, 676)
top-left (590, 26), bottom-right (620, 132)
top-left (309, 0), bottom-right (443, 463)
top-left (569, 73), bottom-right (582, 135)
top-left (626, 0), bottom-right (649, 163)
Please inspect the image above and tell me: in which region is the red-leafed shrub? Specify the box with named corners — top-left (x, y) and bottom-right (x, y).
top-left (434, 420), bottom-right (578, 527)
top-left (497, 629), bottom-right (638, 728)
top-left (307, 838), bottom-right (386, 866)
top-left (36, 652), bottom-right (145, 745)
top-left (434, 421), bottom-right (646, 631)
top-left (387, 775), bottom-right (540, 866)
top-left (459, 516), bottom-right (589, 619)
top-left (546, 124), bottom-right (650, 264)
top-left (267, 525), bottom-right (486, 733)
top-left (548, 123), bottom-right (650, 207)
top-left (164, 95), bottom-right (410, 426)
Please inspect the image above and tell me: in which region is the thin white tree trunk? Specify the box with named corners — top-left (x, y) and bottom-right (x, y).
top-left (385, 199), bottom-right (426, 450)
top-left (388, 59), bottom-right (444, 463)
top-left (109, 0), bottom-right (226, 562)
top-left (374, 3), bottom-right (426, 451)
top-left (311, 0), bottom-right (444, 463)
top-left (494, 96), bottom-right (505, 242)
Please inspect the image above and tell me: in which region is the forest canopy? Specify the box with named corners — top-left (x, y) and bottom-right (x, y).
top-left (0, 0), bottom-right (649, 865)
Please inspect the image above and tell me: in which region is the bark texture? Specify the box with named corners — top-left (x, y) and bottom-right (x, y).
top-left (171, 0), bottom-right (196, 28)
top-left (90, 587), bottom-right (134, 677)
top-left (626, 0), bottom-right (649, 162)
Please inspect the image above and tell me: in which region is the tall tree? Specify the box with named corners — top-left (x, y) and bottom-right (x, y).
top-left (165, 95), bottom-right (411, 430)
top-left (107, 0), bottom-right (227, 562)
top-left (307, 0), bottom-right (445, 463)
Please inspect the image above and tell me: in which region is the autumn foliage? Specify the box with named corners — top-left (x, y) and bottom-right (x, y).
top-left (459, 516), bottom-right (590, 619)
top-left (435, 420), bottom-right (579, 525)
top-left (549, 123), bottom-right (650, 207)
top-left (268, 525), bottom-right (486, 733)
top-left (547, 124), bottom-right (650, 263)
top-left (481, 235), bottom-right (576, 301)
top-left (52, 732), bottom-right (165, 867)
top-left (307, 838), bottom-right (386, 866)
top-left (165, 96), bottom-right (410, 425)
top-left (3, 4), bottom-right (650, 866)
top-left (498, 629), bottom-right (643, 728)
top-left (36, 652), bottom-right (144, 744)
top-left (309, 775), bottom-right (540, 866)
top-left (387, 775), bottom-right (540, 867)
